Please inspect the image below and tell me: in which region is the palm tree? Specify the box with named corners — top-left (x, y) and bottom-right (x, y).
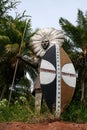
top-left (59, 9), bottom-right (87, 102)
top-left (0, 0), bottom-right (34, 101)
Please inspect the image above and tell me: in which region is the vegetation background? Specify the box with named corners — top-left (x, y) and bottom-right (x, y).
top-left (0, 0), bottom-right (87, 123)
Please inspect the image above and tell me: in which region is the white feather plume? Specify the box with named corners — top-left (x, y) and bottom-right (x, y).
top-left (30, 27), bottom-right (64, 57)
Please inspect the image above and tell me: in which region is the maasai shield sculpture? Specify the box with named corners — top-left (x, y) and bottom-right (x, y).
top-left (40, 44), bottom-right (76, 117)
top-left (30, 27), bottom-right (76, 117)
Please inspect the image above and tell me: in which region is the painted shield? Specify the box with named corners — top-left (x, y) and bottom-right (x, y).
top-left (40, 44), bottom-right (76, 113)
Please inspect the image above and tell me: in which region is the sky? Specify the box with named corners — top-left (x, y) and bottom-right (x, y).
top-left (12, 0), bottom-right (87, 31)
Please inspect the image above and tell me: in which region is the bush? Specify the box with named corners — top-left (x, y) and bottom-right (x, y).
top-left (61, 100), bottom-right (87, 123)
top-left (0, 96), bottom-right (35, 122)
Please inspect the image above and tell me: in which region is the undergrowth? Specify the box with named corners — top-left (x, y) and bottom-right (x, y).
top-left (0, 95), bottom-right (87, 123)
top-left (61, 100), bottom-right (87, 123)
top-left (0, 96), bottom-right (35, 122)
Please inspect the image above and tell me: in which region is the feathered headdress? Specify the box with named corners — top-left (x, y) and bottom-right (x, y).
top-left (30, 27), bottom-right (64, 57)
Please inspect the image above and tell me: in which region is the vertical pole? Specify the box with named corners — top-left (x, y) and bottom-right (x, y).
top-left (55, 44), bottom-right (61, 118)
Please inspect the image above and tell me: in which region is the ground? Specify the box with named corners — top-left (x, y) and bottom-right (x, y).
top-left (0, 121), bottom-right (87, 130)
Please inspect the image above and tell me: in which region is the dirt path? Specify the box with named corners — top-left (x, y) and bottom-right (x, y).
top-left (0, 121), bottom-right (87, 130)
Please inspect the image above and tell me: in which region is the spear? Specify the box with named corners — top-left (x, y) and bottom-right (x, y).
top-left (8, 19), bottom-right (28, 105)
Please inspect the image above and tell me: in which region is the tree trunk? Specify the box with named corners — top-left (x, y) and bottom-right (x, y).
top-left (81, 79), bottom-right (85, 102)
top-left (0, 86), bottom-right (7, 100)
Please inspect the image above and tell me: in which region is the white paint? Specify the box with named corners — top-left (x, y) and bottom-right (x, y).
top-left (40, 59), bottom-right (56, 84)
top-left (62, 63), bottom-right (76, 88)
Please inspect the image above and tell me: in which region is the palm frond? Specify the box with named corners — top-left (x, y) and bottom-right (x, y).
top-left (5, 43), bottom-right (19, 54)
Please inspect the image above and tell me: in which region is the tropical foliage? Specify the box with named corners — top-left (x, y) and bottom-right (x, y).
top-left (59, 9), bottom-right (87, 102)
top-left (0, 0), bottom-right (35, 102)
